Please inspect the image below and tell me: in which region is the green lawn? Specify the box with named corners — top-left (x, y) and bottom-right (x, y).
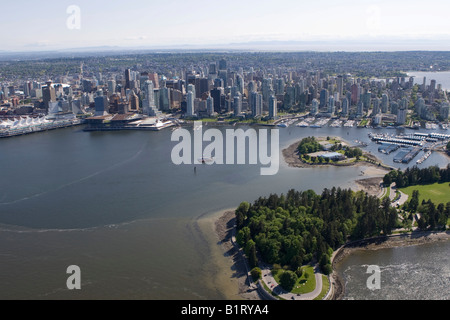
top-left (274, 265), bottom-right (316, 294)
top-left (400, 182), bottom-right (450, 205)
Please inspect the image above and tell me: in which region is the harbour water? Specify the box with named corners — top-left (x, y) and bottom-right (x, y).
top-left (407, 71), bottom-right (450, 90)
top-left (0, 123), bottom-right (448, 299)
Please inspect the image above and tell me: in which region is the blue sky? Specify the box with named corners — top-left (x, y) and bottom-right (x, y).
top-left (3, 0), bottom-right (450, 51)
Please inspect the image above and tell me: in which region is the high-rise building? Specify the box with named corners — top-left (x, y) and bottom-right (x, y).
top-left (206, 95), bottom-right (214, 116)
top-left (381, 93), bottom-right (389, 113)
top-left (357, 100), bottom-right (364, 117)
top-left (311, 99), bottom-right (319, 115)
top-left (342, 97), bottom-right (349, 116)
top-left (125, 69), bottom-right (131, 89)
top-left (159, 85), bottom-right (170, 111)
top-left (372, 98), bottom-right (380, 115)
top-left (218, 59), bottom-right (227, 71)
top-left (397, 107), bottom-right (407, 125)
top-left (320, 88), bottom-right (329, 108)
top-left (351, 84), bottom-right (360, 105)
top-left (328, 96), bottom-right (335, 115)
top-left (336, 75), bottom-right (344, 100)
top-left (250, 91), bottom-right (263, 118)
top-left (269, 95), bottom-right (277, 119)
top-left (415, 97), bottom-right (425, 117)
top-left (107, 80), bottom-right (116, 96)
top-left (440, 101), bottom-right (449, 120)
top-left (210, 88), bottom-right (223, 113)
top-left (233, 92), bottom-right (242, 117)
top-left (142, 80), bottom-right (158, 116)
top-left (275, 78), bottom-right (285, 95)
top-left (94, 91), bottom-right (109, 116)
top-left (42, 81), bottom-right (56, 110)
top-left (186, 91), bottom-right (195, 117)
top-left (130, 91), bottom-right (139, 112)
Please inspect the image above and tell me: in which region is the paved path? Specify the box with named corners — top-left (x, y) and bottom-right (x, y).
top-left (259, 263), bottom-right (324, 300)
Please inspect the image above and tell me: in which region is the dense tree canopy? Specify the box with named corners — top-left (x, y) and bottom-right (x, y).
top-left (297, 137), bottom-right (323, 155)
top-left (235, 188), bottom-right (399, 274)
top-left (383, 165), bottom-right (450, 188)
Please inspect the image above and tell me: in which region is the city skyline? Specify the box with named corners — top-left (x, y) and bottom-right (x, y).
top-left (3, 0), bottom-right (450, 52)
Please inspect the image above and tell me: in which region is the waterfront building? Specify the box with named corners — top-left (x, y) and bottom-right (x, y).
top-left (269, 95), bottom-right (277, 119)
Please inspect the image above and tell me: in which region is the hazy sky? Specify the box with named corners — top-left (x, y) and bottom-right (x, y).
top-left (3, 0), bottom-right (450, 51)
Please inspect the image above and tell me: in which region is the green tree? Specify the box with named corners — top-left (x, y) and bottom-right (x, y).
top-left (250, 267), bottom-right (262, 282)
top-left (279, 270), bottom-right (298, 291)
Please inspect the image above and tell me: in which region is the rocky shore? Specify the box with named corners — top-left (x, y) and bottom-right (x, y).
top-left (213, 202), bottom-right (450, 300)
top-left (212, 139), bottom-right (449, 300)
top-left (329, 230), bottom-right (450, 299)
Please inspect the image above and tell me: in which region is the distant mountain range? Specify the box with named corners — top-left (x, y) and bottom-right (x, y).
top-left (1, 37), bottom-right (450, 59)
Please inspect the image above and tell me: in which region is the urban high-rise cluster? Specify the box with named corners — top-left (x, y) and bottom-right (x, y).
top-left (0, 53), bottom-right (449, 129)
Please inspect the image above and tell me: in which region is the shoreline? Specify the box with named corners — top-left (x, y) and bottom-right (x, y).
top-left (211, 208), bottom-right (450, 300)
top-left (282, 139), bottom-right (392, 171)
top-left (208, 137), bottom-right (449, 300)
top-left (329, 230), bottom-right (450, 300)
top-left (199, 208), bottom-right (263, 300)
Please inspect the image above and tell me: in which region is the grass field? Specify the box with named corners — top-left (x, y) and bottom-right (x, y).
top-left (400, 182), bottom-right (450, 205)
top-left (273, 265), bottom-right (316, 294)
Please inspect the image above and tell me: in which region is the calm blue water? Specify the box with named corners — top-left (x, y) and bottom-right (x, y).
top-left (407, 71), bottom-right (450, 90)
top-left (0, 123), bottom-right (448, 299)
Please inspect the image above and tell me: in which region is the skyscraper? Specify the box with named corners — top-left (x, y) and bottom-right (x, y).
top-left (319, 89), bottom-right (329, 108)
top-left (328, 96), bottom-right (335, 115)
top-left (440, 101), bottom-right (449, 120)
top-left (311, 99), bottom-right (319, 115)
top-left (336, 75), bottom-right (344, 100)
top-left (142, 80), bottom-right (157, 116)
top-left (125, 69), bottom-right (131, 89)
top-left (397, 107), bottom-right (407, 125)
top-left (218, 59), bottom-right (227, 71)
top-left (42, 81), bottom-right (56, 110)
top-left (351, 84), bottom-right (360, 105)
top-left (206, 95), bottom-right (214, 116)
top-left (94, 90), bottom-right (109, 116)
top-left (269, 95), bottom-right (277, 119)
top-left (251, 91), bottom-right (263, 118)
top-left (186, 91), bottom-right (195, 117)
top-left (342, 97), bottom-right (349, 116)
top-left (381, 93), bottom-right (389, 113)
top-left (233, 92), bottom-right (242, 117)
